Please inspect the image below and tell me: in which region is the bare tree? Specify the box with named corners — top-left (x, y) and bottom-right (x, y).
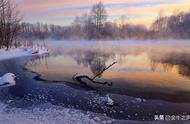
top-left (0, 0), bottom-right (21, 50)
top-left (90, 1), bottom-right (107, 39)
top-left (0, 0), bottom-right (7, 48)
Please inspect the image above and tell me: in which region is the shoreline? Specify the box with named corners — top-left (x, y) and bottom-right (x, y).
top-left (0, 48), bottom-right (33, 61)
top-left (0, 46), bottom-right (50, 61)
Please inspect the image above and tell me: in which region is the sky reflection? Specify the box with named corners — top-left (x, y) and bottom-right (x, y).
top-left (26, 43), bottom-right (190, 102)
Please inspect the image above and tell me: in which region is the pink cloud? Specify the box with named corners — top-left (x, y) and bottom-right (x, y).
top-left (12, 0), bottom-right (190, 26)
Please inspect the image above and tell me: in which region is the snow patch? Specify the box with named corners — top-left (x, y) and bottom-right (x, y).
top-left (26, 47), bottom-right (50, 55)
top-left (0, 47), bottom-right (50, 61)
top-left (0, 102), bottom-right (114, 124)
top-left (132, 98), bottom-right (146, 103)
top-left (0, 73), bottom-right (16, 87)
top-left (94, 95), bottom-right (115, 107)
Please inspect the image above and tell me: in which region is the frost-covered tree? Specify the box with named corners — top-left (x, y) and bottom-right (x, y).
top-left (90, 1), bottom-right (107, 39)
top-left (0, 0), bottom-right (21, 50)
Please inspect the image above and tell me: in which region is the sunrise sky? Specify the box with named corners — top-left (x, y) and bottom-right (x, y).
top-left (12, 0), bottom-right (190, 26)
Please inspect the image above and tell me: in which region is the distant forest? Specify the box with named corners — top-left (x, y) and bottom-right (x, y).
top-left (1, 0), bottom-right (190, 50)
top-left (20, 2), bottom-right (190, 40)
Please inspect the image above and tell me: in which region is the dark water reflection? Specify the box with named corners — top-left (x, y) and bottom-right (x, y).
top-left (74, 51), bottom-right (110, 77)
top-left (26, 42), bottom-right (190, 103)
top-left (149, 51), bottom-right (190, 79)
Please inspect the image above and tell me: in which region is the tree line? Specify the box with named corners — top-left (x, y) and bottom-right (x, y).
top-left (20, 2), bottom-right (190, 40)
top-left (1, 0), bottom-right (190, 50)
top-left (0, 0), bottom-right (21, 50)
top-left (151, 11), bottom-right (190, 39)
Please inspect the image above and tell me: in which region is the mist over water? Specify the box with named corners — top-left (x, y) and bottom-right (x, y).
top-left (27, 40), bottom-right (190, 102)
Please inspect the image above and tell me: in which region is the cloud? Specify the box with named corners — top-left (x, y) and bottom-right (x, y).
top-left (12, 0), bottom-right (190, 26)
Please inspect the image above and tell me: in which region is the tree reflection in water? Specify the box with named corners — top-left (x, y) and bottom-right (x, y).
top-left (73, 51), bottom-right (113, 77)
top-left (149, 51), bottom-right (190, 79)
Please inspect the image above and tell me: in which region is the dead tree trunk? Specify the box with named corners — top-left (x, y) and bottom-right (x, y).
top-left (73, 61), bottom-right (117, 86)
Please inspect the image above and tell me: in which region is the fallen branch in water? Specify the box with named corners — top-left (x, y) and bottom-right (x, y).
top-left (92, 61), bottom-right (117, 80)
top-left (73, 61), bottom-right (117, 86)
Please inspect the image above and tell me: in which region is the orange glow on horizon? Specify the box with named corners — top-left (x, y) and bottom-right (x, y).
top-left (13, 0), bottom-right (190, 27)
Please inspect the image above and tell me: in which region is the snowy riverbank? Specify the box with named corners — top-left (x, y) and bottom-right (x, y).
top-left (0, 47), bottom-right (50, 61)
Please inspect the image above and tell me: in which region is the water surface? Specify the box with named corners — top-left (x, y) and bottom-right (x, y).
top-left (26, 41), bottom-right (190, 103)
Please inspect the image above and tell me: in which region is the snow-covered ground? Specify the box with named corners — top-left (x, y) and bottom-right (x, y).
top-left (0, 47), bottom-right (50, 61)
top-left (0, 101), bottom-right (189, 124)
top-left (0, 48), bottom-right (30, 60)
top-left (0, 73), bottom-right (16, 87)
top-left (0, 102), bottom-right (115, 124)
top-left (0, 101), bottom-right (186, 124)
